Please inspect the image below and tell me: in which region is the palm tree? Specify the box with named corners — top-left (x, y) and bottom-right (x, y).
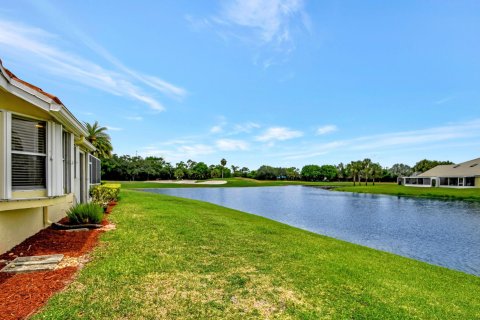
top-left (337, 162), bottom-right (345, 181)
top-left (85, 121), bottom-right (113, 159)
top-left (220, 158), bottom-right (227, 178)
top-left (371, 163), bottom-right (383, 186)
top-left (362, 158), bottom-right (373, 186)
top-left (348, 161), bottom-right (362, 186)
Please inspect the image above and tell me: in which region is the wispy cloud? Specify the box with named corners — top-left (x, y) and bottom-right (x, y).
top-left (316, 125), bottom-right (337, 135)
top-left (282, 119), bottom-right (480, 160)
top-left (106, 126), bottom-right (123, 131)
top-left (210, 125), bottom-right (224, 134)
top-left (125, 116), bottom-right (143, 121)
top-left (177, 144), bottom-right (215, 156)
top-left (0, 19), bottom-right (186, 111)
top-left (434, 96), bottom-right (454, 105)
top-left (216, 139), bottom-right (249, 151)
top-left (188, 0), bottom-right (310, 67)
top-left (256, 126), bottom-right (303, 142)
top-left (158, 138), bottom-right (197, 146)
top-left (209, 115), bottom-right (229, 134)
top-left (220, 0), bottom-right (306, 45)
top-left (143, 143), bottom-right (215, 162)
top-left (209, 119), bottom-right (260, 135)
top-left (82, 37), bottom-right (187, 100)
top-left (282, 141), bottom-right (346, 160)
top-left (231, 121), bottom-right (261, 134)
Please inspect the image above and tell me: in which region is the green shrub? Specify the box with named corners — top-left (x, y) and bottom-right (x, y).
top-left (90, 184), bottom-right (121, 208)
top-left (67, 203), bottom-right (104, 224)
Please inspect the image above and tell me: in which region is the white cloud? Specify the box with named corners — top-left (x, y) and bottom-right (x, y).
top-left (0, 19), bottom-right (186, 111)
top-left (158, 139), bottom-right (196, 146)
top-left (106, 126), bottom-right (123, 131)
top-left (434, 96), bottom-right (454, 105)
top-left (210, 125), bottom-right (224, 134)
top-left (188, 0), bottom-right (310, 67)
top-left (281, 119), bottom-right (480, 160)
top-left (209, 115), bottom-right (229, 134)
top-left (132, 75), bottom-right (186, 100)
top-left (350, 122), bottom-right (476, 151)
top-left (283, 141), bottom-right (347, 160)
top-left (231, 121), bottom-right (261, 134)
top-left (216, 139), bottom-right (249, 151)
top-left (177, 144), bottom-right (215, 156)
top-left (26, 1), bottom-right (188, 101)
top-left (143, 142), bottom-right (216, 162)
top-left (256, 126), bottom-right (303, 142)
top-left (221, 0), bottom-right (306, 45)
top-left (316, 125), bottom-right (337, 135)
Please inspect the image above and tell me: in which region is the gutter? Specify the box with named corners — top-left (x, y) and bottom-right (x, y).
top-left (75, 136), bottom-right (96, 152)
top-left (49, 103), bottom-right (89, 137)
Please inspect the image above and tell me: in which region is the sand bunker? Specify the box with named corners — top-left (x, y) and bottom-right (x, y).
top-left (150, 180), bottom-right (227, 185)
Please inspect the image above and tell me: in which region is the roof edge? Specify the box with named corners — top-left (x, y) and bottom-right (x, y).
top-left (0, 59), bottom-right (89, 137)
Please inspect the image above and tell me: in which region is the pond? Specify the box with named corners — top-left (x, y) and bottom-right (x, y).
top-left (143, 186), bottom-right (480, 276)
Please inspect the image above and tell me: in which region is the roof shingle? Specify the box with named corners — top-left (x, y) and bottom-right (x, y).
top-left (419, 158), bottom-right (480, 177)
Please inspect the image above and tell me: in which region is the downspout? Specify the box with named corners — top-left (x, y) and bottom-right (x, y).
top-left (43, 206), bottom-right (52, 227)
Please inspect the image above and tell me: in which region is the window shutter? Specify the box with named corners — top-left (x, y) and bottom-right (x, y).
top-left (47, 122), bottom-right (64, 196)
top-left (0, 111), bottom-right (11, 199)
top-left (69, 133), bottom-right (75, 193)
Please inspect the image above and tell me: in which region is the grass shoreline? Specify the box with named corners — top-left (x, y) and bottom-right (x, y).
top-left (35, 190), bottom-right (479, 319)
top-left (334, 184), bottom-right (480, 202)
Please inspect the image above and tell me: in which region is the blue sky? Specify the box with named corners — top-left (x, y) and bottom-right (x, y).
top-left (1, 0), bottom-right (479, 169)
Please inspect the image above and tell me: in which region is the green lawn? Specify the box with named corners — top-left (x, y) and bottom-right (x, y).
top-left (335, 184), bottom-right (480, 201)
top-left (35, 190), bottom-right (479, 319)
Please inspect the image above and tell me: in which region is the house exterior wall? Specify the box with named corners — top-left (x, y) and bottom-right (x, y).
top-left (0, 77), bottom-right (97, 254)
top-left (404, 176), bottom-right (480, 188)
top-left (0, 193), bottom-right (73, 253)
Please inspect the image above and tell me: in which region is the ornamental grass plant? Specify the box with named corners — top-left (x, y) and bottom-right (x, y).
top-left (66, 203), bottom-right (104, 224)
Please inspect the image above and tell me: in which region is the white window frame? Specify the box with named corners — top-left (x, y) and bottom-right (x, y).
top-left (0, 109), bottom-right (77, 199)
top-left (10, 114), bottom-right (48, 191)
top-left (62, 131), bottom-right (74, 194)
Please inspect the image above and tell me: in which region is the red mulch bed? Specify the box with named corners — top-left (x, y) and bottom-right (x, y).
top-left (0, 215), bottom-right (111, 320)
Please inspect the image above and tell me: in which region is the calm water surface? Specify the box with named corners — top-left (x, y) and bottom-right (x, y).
top-left (144, 186), bottom-right (480, 276)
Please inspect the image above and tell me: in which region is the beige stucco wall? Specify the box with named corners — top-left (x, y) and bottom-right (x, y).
top-left (476, 177), bottom-right (480, 188)
top-left (0, 193), bottom-right (74, 254)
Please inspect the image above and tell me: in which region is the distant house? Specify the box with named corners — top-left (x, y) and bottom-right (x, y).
top-left (403, 158), bottom-right (480, 188)
top-left (0, 60), bottom-right (101, 254)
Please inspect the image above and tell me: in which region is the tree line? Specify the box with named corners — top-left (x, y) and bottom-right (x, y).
top-left (101, 154), bottom-right (452, 184)
top-left (84, 121), bottom-right (453, 185)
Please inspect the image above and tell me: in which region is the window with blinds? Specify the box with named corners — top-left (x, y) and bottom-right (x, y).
top-left (11, 116), bottom-right (47, 189)
top-left (89, 154), bottom-right (101, 184)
